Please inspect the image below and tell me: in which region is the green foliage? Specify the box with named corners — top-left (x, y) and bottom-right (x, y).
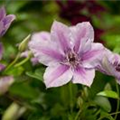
top-left (1, 1), bottom-right (120, 120)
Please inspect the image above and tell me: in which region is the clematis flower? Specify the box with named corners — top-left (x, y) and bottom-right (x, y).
top-left (0, 43), bottom-right (14, 95)
top-left (0, 6), bottom-right (15, 37)
top-left (0, 76), bottom-right (14, 95)
top-left (29, 21), bottom-right (104, 88)
top-left (96, 49), bottom-right (120, 84)
top-left (21, 32), bottom-right (50, 65)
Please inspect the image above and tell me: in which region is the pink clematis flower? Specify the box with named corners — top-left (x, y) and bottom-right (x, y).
top-left (21, 31), bottom-right (50, 65)
top-left (0, 6), bottom-right (15, 37)
top-left (29, 21), bottom-right (104, 88)
top-left (0, 43), bottom-right (14, 94)
top-left (96, 49), bottom-right (120, 84)
top-left (0, 76), bottom-right (14, 95)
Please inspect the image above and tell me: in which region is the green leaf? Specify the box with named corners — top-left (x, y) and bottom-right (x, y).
top-left (26, 68), bottom-right (45, 82)
top-left (97, 90), bottom-right (119, 99)
top-left (6, 66), bottom-right (24, 76)
top-left (9, 82), bottom-right (39, 100)
top-left (94, 96), bottom-right (111, 112)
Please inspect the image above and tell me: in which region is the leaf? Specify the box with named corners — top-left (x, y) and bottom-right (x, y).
top-left (97, 90), bottom-right (119, 99)
top-left (94, 96), bottom-right (111, 112)
top-left (6, 66), bottom-right (24, 76)
top-left (9, 82), bottom-right (39, 100)
top-left (26, 68), bottom-right (45, 82)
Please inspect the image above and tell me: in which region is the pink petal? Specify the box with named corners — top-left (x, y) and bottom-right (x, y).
top-left (82, 43), bottom-right (105, 68)
top-left (51, 21), bottom-right (71, 54)
top-left (31, 31), bottom-right (50, 41)
top-left (3, 15), bottom-right (16, 25)
top-left (44, 64), bottom-right (73, 88)
top-left (0, 21), bottom-right (4, 35)
top-left (0, 76), bottom-right (14, 95)
top-left (0, 63), bottom-right (5, 71)
top-left (0, 7), bottom-right (6, 20)
top-left (31, 57), bottom-right (39, 65)
top-left (72, 67), bottom-right (95, 86)
top-left (0, 15), bottom-right (15, 36)
top-left (71, 22), bottom-right (94, 53)
top-left (29, 36), bottom-right (64, 66)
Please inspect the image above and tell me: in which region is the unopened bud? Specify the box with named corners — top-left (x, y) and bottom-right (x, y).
top-left (18, 34), bottom-right (31, 52)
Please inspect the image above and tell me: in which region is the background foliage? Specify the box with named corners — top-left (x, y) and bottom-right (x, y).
top-left (1, 0), bottom-right (120, 120)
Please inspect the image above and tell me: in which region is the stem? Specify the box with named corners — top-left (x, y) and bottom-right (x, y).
top-left (4, 53), bottom-right (20, 73)
top-left (74, 109), bottom-right (82, 120)
top-left (114, 82), bottom-right (120, 120)
top-left (14, 56), bottom-right (30, 67)
top-left (69, 82), bottom-right (73, 113)
top-left (98, 111), bottom-right (120, 120)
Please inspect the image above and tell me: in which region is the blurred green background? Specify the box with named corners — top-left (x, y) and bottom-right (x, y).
top-left (1, 1), bottom-right (120, 120)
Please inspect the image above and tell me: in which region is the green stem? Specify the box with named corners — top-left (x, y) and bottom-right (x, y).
top-left (14, 56), bottom-right (30, 67)
top-left (98, 111), bottom-right (120, 120)
top-left (74, 109), bottom-right (82, 120)
top-left (69, 82), bottom-right (73, 113)
top-left (114, 82), bottom-right (120, 120)
top-left (4, 53), bottom-right (20, 73)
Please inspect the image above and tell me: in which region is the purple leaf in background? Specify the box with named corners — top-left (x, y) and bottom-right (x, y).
top-left (29, 21), bottom-right (104, 88)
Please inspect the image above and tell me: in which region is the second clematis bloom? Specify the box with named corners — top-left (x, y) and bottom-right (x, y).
top-left (96, 49), bottom-right (120, 84)
top-left (29, 21), bottom-right (104, 88)
top-left (0, 6), bottom-right (15, 37)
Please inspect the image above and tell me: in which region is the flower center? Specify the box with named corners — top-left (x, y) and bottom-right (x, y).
top-left (113, 61), bottom-right (120, 72)
top-left (116, 64), bottom-right (120, 72)
top-left (67, 52), bottom-right (79, 67)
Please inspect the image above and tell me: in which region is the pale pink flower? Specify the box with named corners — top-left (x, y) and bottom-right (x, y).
top-left (0, 76), bottom-right (14, 95)
top-left (29, 21), bottom-right (104, 88)
top-left (96, 49), bottom-right (120, 84)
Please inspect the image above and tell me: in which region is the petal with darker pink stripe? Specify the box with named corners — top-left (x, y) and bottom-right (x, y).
top-left (44, 64), bottom-right (73, 88)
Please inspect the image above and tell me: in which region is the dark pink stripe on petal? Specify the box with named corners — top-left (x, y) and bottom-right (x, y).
top-left (51, 21), bottom-right (71, 53)
top-left (0, 7), bottom-right (6, 20)
top-left (44, 64), bottom-right (72, 88)
top-left (72, 67), bottom-right (95, 86)
top-left (3, 15), bottom-right (16, 25)
top-left (38, 47), bottom-right (64, 62)
top-left (73, 27), bottom-right (86, 53)
top-left (82, 43), bottom-right (104, 61)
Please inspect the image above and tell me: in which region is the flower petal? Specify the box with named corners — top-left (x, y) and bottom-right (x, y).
top-left (31, 31), bottom-right (50, 41)
top-left (0, 63), bottom-right (5, 71)
top-left (0, 7), bottom-right (6, 20)
top-left (72, 67), bottom-right (95, 86)
top-left (0, 76), bottom-right (14, 95)
top-left (29, 35), bottom-right (64, 66)
top-left (96, 50), bottom-right (120, 83)
top-left (44, 64), bottom-right (73, 88)
top-left (51, 21), bottom-right (71, 54)
top-left (70, 22), bottom-right (94, 53)
top-left (0, 14), bottom-right (15, 36)
top-left (82, 43), bottom-right (105, 68)
top-left (3, 15), bottom-right (16, 25)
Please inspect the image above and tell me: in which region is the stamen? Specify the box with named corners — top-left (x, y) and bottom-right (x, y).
top-left (67, 52), bottom-right (79, 68)
top-left (116, 64), bottom-right (120, 72)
